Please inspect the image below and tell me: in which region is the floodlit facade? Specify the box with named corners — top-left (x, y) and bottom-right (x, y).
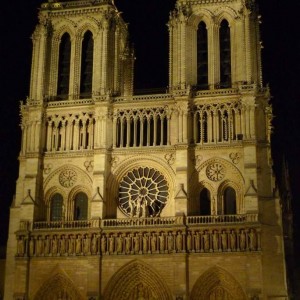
top-left (4, 0), bottom-right (288, 299)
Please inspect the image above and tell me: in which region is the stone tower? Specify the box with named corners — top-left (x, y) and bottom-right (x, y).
top-left (4, 0), bottom-right (288, 299)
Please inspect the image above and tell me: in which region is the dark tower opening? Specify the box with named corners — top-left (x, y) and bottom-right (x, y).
top-left (80, 31), bottom-right (94, 98)
top-left (197, 21), bottom-right (208, 89)
top-left (219, 20), bottom-right (231, 88)
top-left (57, 33), bottom-right (71, 99)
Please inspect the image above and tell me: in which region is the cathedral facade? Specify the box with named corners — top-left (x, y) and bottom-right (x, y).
top-left (4, 0), bottom-right (288, 299)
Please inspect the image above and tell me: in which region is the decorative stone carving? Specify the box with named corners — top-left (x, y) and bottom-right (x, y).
top-left (84, 161), bottom-right (94, 172)
top-left (229, 153), bottom-right (241, 164)
top-left (110, 156), bottom-right (119, 169)
top-left (165, 153), bottom-right (175, 165)
top-left (44, 163), bottom-right (53, 174)
top-left (206, 162), bottom-right (226, 182)
top-left (59, 169), bottom-right (77, 188)
top-left (118, 167), bottom-right (169, 217)
top-left (17, 226), bottom-right (260, 257)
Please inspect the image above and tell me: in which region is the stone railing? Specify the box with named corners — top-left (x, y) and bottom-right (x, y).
top-left (15, 215), bottom-right (260, 258)
top-left (102, 216), bottom-right (183, 228)
top-left (195, 88), bottom-right (238, 98)
top-left (187, 214), bottom-right (258, 225)
top-left (32, 219), bottom-right (101, 230)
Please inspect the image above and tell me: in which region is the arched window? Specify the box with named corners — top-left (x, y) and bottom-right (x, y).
top-left (200, 188), bottom-right (211, 215)
top-left (50, 193), bottom-right (63, 221)
top-left (223, 187), bottom-right (236, 215)
top-left (80, 31), bottom-right (94, 97)
top-left (57, 33), bottom-right (71, 99)
top-left (74, 192), bottom-right (88, 220)
top-left (219, 20), bottom-right (231, 88)
top-left (197, 21), bottom-right (208, 89)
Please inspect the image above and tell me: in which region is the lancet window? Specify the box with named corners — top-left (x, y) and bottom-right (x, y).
top-left (50, 193), bottom-right (63, 221)
top-left (74, 192), bottom-right (88, 220)
top-left (197, 21), bottom-right (208, 89)
top-left (80, 31), bottom-right (94, 98)
top-left (199, 188), bottom-right (211, 215)
top-left (219, 20), bottom-right (231, 88)
top-left (223, 187), bottom-right (237, 215)
top-left (114, 108), bottom-right (169, 148)
top-left (193, 101), bottom-right (242, 144)
top-left (45, 113), bottom-right (95, 152)
top-left (57, 33), bottom-right (71, 99)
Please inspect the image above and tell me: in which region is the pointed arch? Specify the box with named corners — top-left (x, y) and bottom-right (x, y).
top-left (190, 266), bottom-right (247, 300)
top-left (218, 180), bottom-right (242, 214)
top-left (103, 260), bottom-right (172, 300)
top-left (34, 272), bottom-right (84, 300)
top-left (219, 19), bottom-right (231, 88)
top-left (68, 185), bottom-right (92, 221)
top-left (197, 21), bottom-right (208, 89)
top-left (57, 32), bottom-right (71, 99)
top-left (80, 30), bottom-right (94, 97)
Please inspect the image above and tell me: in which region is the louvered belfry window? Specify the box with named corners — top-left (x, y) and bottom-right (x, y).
top-left (80, 31), bottom-right (94, 97)
top-left (197, 21), bottom-right (208, 89)
top-left (57, 33), bottom-right (71, 99)
top-left (219, 20), bottom-right (231, 88)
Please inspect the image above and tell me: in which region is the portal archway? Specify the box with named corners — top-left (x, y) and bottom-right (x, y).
top-left (103, 260), bottom-right (172, 300)
top-left (190, 266), bottom-right (247, 300)
top-left (34, 272), bottom-right (84, 300)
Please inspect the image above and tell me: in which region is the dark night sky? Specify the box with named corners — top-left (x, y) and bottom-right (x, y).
top-left (0, 0), bottom-right (300, 251)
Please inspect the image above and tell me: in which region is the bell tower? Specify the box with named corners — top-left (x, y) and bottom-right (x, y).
top-left (169, 0), bottom-right (262, 90)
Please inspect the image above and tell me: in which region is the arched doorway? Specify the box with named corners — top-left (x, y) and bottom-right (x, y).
top-left (103, 260), bottom-right (172, 300)
top-left (190, 266), bottom-right (247, 300)
top-left (34, 273), bottom-right (84, 300)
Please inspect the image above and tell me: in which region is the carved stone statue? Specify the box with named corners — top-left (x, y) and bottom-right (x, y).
top-left (52, 236), bottom-right (58, 255)
top-left (125, 235), bottom-right (131, 253)
top-left (151, 234), bottom-right (157, 252)
top-left (159, 234), bottom-right (165, 252)
top-left (91, 234), bottom-right (97, 254)
top-left (101, 235), bottom-right (107, 254)
top-left (240, 230), bottom-right (246, 250)
top-left (195, 232), bottom-right (200, 252)
top-left (133, 234), bottom-right (140, 252)
top-left (167, 233), bottom-right (173, 251)
top-left (212, 231), bottom-right (218, 251)
top-left (187, 232), bottom-right (192, 251)
top-left (230, 230), bottom-right (236, 250)
top-left (83, 235), bottom-right (90, 254)
top-left (59, 236), bottom-right (66, 254)
top-left (203, 231), bottom-right (210, 251)
top-left (176, 232), bottom-right (182, 252)
top-left (221, 231), bottom-right (228, 250)
top-left (248, 229), bottom-right (256, 250)
top-left (117, 235), bottom-right (123, 253)
top-left (76, 235), bottom-right (82, 254)
top-left (109, 235), bottom-right (115, 253)
top-left (143, 234), bottom-right (148, 252)
top-left (29, 238), bottom-right (35, 256)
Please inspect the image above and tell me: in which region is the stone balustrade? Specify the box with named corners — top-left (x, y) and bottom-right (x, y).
top-left (33, 219), bottom-right (101, 230)
top-left (187, 214), bottom-right (258, 225)
top-left (16, 227), bottom-right (260, 258)
top-left (16, 215), bottom-right (260, 258)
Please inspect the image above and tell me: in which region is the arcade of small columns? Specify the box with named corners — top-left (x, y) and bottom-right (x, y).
top-left (20, 96), bottom-right (258, 154)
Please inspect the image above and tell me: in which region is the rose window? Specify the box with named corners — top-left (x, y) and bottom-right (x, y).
top-left (118, 167), bottom-right (169, 217)
top-left (59, 169), bottom-right (77, 187)
top-left (206, 162), bottom-right (226, 182)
